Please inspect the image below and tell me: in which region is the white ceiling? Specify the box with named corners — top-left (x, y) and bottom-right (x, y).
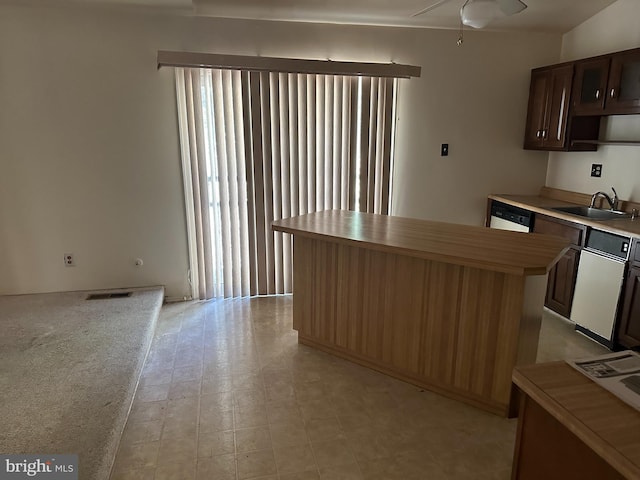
top-left (3, 0), bottom-right (618, 33)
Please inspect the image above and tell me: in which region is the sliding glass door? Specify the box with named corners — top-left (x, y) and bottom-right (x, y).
top-left (176, 67), bottom-right (397, 299)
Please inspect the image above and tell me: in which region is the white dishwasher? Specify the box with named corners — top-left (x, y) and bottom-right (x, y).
top-left (571, 229), bottom-right (630, 349)
top-left (489, 201), bottom-right (532, 232)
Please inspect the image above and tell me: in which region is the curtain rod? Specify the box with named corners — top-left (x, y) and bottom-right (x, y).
top-left (157, 51), bottom-right (421, 79)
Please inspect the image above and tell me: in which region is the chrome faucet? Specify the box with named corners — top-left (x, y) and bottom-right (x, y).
top-left (590, 187), bottom-right (618, 210)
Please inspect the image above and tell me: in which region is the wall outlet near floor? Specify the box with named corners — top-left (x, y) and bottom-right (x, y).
top-left (591, 164), bottom-right (602, 177)
top-left (64, 253), bottom-right (75, 267)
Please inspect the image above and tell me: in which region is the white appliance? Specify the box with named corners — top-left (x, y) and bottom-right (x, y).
top-left (489, 201), bottom-right (532, 232)
top-left (571, 229), bottom-right (630, 348)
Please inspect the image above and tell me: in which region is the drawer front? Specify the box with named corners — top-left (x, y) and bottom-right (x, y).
top-left (533, 215), bottom-right (586, 246)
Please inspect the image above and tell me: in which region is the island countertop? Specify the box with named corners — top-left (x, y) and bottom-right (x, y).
top-left (512, 362), bottom-right (640, 478)
top-left (272, 210), bottom-right (570, 276)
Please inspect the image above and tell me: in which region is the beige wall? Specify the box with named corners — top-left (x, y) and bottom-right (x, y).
top-left (391, 30), bottom-right (558, 223)
top-left (546, 0), bottom-right (640, 202)
top-left (0, 4), bottom-right (560, 298)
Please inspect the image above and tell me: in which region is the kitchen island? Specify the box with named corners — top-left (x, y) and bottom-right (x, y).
top-left (512, 362), bottom-right (640, 479)
top-left (272, 210), bottom-right (569, 416)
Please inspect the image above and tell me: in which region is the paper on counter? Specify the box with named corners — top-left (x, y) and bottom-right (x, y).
top-left (567, 350), bottom-right (640, 411)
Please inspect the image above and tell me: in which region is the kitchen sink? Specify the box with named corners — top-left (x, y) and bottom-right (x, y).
top-left (551, 205), bottom-right (630, 220)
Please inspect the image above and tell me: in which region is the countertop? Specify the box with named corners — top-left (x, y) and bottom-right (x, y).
top-left (513, 362), bottom-right (640, 479)
top-left (489, 193), bottom-right (640, 239)
top-left (272, 210), bottom-right (569, 276)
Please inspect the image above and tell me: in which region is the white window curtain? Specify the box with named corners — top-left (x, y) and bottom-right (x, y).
top-left (176, 67), bottom-right (397, 300)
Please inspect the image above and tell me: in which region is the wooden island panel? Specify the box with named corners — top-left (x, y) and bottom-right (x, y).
top-left (294, 236), bottom-right (547, 415)
top-left (273, 211), bottom-right (569, 416)
top-left (512, 362), bottom-right (640, 479)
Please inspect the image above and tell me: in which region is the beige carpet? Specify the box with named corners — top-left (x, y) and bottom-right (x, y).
top-left (0, 287), bottom-right (164, 480)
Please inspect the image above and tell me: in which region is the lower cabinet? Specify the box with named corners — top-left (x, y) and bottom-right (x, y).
top-left (512, 393), bottom-right (626, 480)
top-left (512, 364), bottom-right (636, 480)
top-left (544, 247), bottom-right (580, 318)
top-left (617, 265), bottom-right (640, 349)
top-left (532, 215), bottom-right (586, 318)
top-left (486, 200), bottom-right (640, 339)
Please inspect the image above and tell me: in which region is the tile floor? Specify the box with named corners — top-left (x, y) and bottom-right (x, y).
top-left (110, 296), bottom-right (608, 480)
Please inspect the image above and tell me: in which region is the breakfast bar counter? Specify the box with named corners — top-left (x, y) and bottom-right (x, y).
top-left (272, 210), bottom-right (569, 416)
top-left (512, 362), bottom-right (640, 479)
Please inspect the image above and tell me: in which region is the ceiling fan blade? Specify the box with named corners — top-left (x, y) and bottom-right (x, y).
top-left (412, 0), bottom-right (455, 17)
top-left (496, 0), bottom-right (527, 16)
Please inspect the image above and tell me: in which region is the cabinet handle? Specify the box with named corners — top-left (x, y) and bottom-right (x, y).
top-left (610, 88), bottom-right (616, 98)
top-left (542, 129), bottom-right (548, 139)
top-left (536, 130), bottom-right (541, 138)
top-left (595, 89), bottom-right (600, 100)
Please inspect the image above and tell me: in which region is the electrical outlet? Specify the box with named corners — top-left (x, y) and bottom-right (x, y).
top-left (591, 164), bottom-right (602, 177)
top-left (64, 253), bottom-right (75, 267)
top-left (441, 144), bottom-right (449, 156)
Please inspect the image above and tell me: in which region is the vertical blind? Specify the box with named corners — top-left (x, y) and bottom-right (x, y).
top-left (176, 67), bottom-right (397, 299)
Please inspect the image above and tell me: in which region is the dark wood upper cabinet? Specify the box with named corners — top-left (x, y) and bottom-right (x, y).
top-left (523, 69), bottom-right (550, 149)
top-left (572, 48), bottom-right (640, 116)
top-left (524, 65), bottom-right (575, 150)
top-left (606, 49), bottom-right (640, 114)
top-left (524, 64), bottom-right (599, 151)
top-left (544, 66), bottom-right (575, 149)
top-left (572, 58), bottom-right (610, 115)
top-left (524, 47), bottom-right (640, 151)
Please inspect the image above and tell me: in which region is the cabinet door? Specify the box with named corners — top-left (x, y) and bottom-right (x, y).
top-left (532, 215), bottom-right (585, 318)
top-left (572, 58), bottom-right (610, 115)
top-left (606, 50), bottom-right (640, 114)
top-left (544, 65), bottom-right (573, 149)
top-left (545, 247), bottom-right (580, 318)
top-left (523, 70), bottom-right (549, 149)
top-left (523, 65), bottom-right (573, 150)
top-left (532, 215), bottom-right (585, 246)
top-left (617, 266), bottom-right (640, 349)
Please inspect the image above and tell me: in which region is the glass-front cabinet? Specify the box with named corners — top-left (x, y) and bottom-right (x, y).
top-left (607, 50), bottom-right (640, 113)
top-left (524, 47), bottom-right (640, 151)
top-left (572, 48), bottom-right (640, 115)
top-left (572, 58), bottom-right (610, 114)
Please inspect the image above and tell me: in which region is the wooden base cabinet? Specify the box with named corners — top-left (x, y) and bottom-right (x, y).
top-left (513, 395), bottom-right (624, 480)
top-left (292, 235), bottom-right (548, 417)
top-left (617, 240), bottom-right (640, 349)
top-left (273, 211), bottom-right (569, 417)
top-left (532, 214), bottom-right (586, 318)
top-left (512, 363), bottom-right (638, 480)
top-left (544, 247), bottom-right (580, 318)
